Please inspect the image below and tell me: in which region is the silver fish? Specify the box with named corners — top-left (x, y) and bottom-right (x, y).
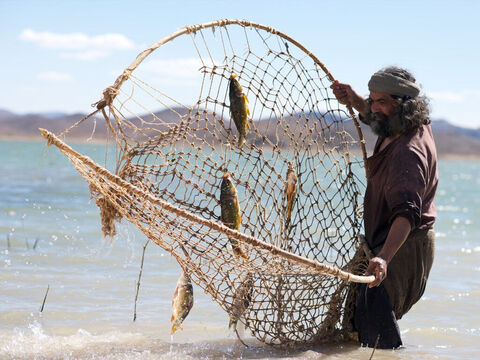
top-left (170, 271), bottom-right (194, 335)
top-left (229, 273), bottom-right (253, 331)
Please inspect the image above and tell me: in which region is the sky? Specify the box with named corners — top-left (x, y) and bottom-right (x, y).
top-left (1, 0), bottom-right (479, 129)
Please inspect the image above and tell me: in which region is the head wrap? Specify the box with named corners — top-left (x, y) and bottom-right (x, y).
top-left (368, 69), bottom-right (420, 98)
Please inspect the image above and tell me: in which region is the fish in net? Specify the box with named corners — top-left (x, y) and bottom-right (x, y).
top-left (40, 19), bottom-right (374, 346)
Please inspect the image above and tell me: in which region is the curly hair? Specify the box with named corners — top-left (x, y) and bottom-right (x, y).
top-left (367, 67), bottom-right (431, 133)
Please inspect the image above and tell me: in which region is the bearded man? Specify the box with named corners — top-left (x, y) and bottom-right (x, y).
top-left (332, 67), bottom-right (438, 348)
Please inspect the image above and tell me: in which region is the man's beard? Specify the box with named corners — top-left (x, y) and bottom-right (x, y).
top-left (366, 111), bottom-right (404, 138)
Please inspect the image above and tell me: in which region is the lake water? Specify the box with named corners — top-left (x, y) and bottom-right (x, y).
top-left (1, 139), bottom-right (479, 359)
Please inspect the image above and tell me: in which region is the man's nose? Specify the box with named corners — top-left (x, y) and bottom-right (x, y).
top-left (371, 102), bottom-right (379, 113)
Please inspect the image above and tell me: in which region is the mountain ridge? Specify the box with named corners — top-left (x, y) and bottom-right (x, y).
top-left (1, 108), bottom-right (479, 159)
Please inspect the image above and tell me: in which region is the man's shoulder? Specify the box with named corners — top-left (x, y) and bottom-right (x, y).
top-left (391, 125), bottom-right (437, 167)
top-left (397, 125), bottom-right (436, 151)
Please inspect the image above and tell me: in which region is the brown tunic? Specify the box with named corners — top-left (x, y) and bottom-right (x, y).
top-left (364, 124), bottom-right (438, 319)
top-left (364, 125), bottom-right (438, 253)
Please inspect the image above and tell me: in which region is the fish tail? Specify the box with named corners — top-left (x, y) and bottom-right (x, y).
top-left (229, 318), bottom-right (237, 330)
top-left (231, 240), bottom-right (248, 260)
top-left (286, 205), bottom-right (292, 219)
top-left (238, 136), bottom-right (246, 147)
top-left (170, 323), bottom-right (179, 335)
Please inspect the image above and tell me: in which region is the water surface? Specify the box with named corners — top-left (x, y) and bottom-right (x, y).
top-left (1, 140), bottom-right (479, 359)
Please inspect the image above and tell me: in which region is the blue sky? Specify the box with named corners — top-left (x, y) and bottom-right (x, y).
top-left (1, 0), bottom-right (479, 128)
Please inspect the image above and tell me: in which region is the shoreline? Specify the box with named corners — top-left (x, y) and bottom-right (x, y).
top-left (2, 135), bottom-right (480, 161)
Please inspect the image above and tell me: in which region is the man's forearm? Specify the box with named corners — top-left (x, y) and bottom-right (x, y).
top-left (377, 216), bottom-right (412, 263)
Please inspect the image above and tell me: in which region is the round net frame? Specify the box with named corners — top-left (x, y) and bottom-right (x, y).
top-left (41, 19), bottom-right (372, 346)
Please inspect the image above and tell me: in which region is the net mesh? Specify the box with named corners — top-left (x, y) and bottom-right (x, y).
top-left (41, 19), bottom-right (371, 346)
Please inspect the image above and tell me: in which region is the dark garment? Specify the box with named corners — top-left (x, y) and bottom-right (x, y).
top-left (354, 228), bottom-right (435, 348)
top-left (383, 228), bottom-right (435, 319)
top-left (354, 125), bottom-right (438, 348)
top-left (364, 125), bottom-right (438, 252)
top-left (355, 283), bottom-right (402, 349)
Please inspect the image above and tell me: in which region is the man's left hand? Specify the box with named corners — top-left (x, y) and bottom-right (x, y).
top-left (365, 256), bottom-right (388, 288)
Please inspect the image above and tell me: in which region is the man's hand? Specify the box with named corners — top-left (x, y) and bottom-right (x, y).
top-left (365, 217), bottom-right (412, 288)
top-left (331, 80), bottom-right (354, 106)
top-left (365, 256), bottom-right (388, 288)
top-left (330, 80), bottom-right (366, 117)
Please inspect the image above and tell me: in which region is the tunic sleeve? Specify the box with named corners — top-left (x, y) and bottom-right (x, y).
top-left (384, 146), bottom-right (426, 229)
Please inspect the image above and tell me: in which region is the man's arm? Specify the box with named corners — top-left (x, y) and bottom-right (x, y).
top-left (330, 80), bottom-right (367, 118)
top-left (365, 216), bottom-right (412, 288)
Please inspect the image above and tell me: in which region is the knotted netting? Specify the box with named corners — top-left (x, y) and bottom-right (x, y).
top-left (41, 19), bottom-right (373, 346)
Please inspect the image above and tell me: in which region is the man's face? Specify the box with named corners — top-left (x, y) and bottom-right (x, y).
top-left (367, 91), bottom-right (400, 137)
top-left (369, 91), bottom-right (397, 117)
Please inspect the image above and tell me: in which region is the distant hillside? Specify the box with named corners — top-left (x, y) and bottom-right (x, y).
top-left (1, 108), bottom-right (479, 159)
top-left (345, 119), bottom-right (480, 158)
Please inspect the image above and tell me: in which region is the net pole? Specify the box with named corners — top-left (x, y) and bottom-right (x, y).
top-left (40, 127), bottom-right (373, 284)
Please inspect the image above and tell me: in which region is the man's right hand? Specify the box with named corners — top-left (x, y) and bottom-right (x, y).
top-left (331, 80), bottom-right (354, 105)
top-left (365, 256), bottom-right (388, 288)
top-left (330, 80), bottom-right (366, 117)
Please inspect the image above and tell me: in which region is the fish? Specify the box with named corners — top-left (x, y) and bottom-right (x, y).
top-left (220, 172), bottom-right (248, 260)
top-left (229, 73), bottom-right (250, 147)
top-left (170, 271), bottom-right (194, 335)
top-left (284, 162), bottom-right (298, 226)
top-left (229, 273), bottom-right (254, 331)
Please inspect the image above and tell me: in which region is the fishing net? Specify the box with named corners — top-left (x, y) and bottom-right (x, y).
top-left (41, 19), bottom-right (373, 346)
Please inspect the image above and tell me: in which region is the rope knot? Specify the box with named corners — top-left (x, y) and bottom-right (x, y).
top-left (95, 86), bottom-right (120, 110)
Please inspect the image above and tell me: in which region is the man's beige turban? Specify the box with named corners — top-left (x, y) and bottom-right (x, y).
top-left (368, 70), bottom-right (420, 98)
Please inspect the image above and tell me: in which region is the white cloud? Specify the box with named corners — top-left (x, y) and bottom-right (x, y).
top-left (428, 91), bottom-right (463, 103)
top-left (429, 89), bottom-right (480, 104)
top-left (19, 29), bottom-right (137, 60)
top-left (142, 58), bottom-right (204, 79)
top-left (36, 71), bottom-right (73, 82)
top-left (60, 50), bottom-right (110, 61)
top-left (20, 29), bottom-right (136, 50)
top-left (429, 89), bottom-right (480, 128)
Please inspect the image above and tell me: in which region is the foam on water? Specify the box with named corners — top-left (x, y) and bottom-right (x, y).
top-left (0, 319), bottom-right (354, 360)
top-left (1, 320), bottom-right (147, 359)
